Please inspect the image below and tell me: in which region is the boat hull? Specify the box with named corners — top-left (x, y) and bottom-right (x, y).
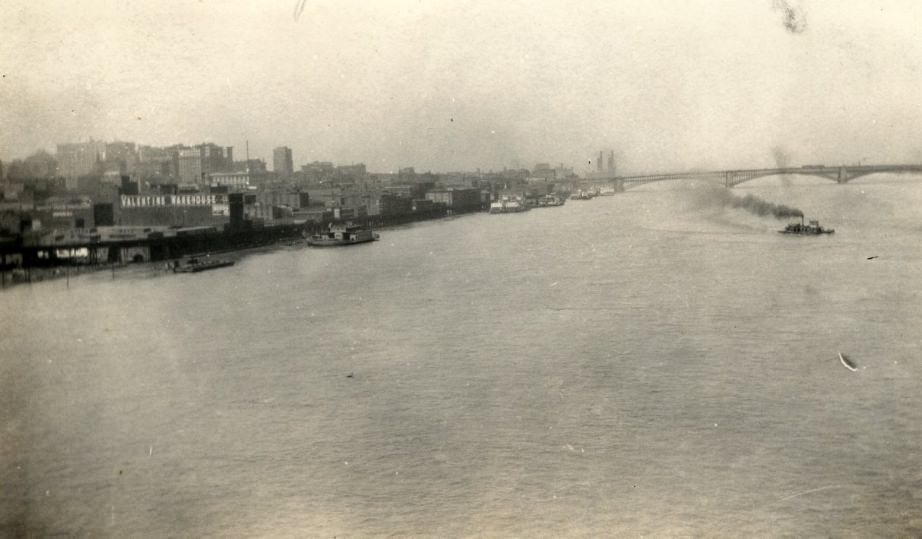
top-left (489, 208), bottom-right (529, 214)
top-left (307, 235), bottom-right (379, 247)
top-left (173, 260), bottom-right (235, 273)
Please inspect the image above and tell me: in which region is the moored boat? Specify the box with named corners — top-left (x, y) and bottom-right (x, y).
top-left (173, 254), bottom-right (235, 273)
top-left (489, 196), bottom-right (529, 214)
top-left (306, 222), bottom-right (379, 246)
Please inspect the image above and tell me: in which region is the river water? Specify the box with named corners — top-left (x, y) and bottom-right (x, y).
top-left (3, 175), bottom-right (922, 537)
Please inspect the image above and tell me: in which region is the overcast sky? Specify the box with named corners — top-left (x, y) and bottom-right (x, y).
top-left (2, 0), bottom-right (921, 174)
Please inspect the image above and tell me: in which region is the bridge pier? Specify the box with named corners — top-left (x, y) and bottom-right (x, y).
top-left (837, 167), bottom-right (848, 183)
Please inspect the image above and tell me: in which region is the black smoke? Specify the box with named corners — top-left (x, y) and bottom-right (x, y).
top-left (772, 0), bottom-right (807, 34)
top-left (771, 146), bottom-right (791, 169)
top-left (688, 184), bottom-right (804, 219)
top-left (715, 189), bottom-right (804, 219)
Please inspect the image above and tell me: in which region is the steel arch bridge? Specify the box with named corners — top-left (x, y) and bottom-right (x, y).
top-left (608, 164), bottom-right (922, 190)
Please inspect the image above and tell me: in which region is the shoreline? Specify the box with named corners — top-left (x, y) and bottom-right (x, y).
top-left (0, 209), bottom-right (486, 291)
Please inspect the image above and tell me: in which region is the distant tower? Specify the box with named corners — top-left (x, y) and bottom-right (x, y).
top-left (273, 146), bottom-right (294, 177)
top-left (607, 151), bottom-right (615, 174)
top-left (597, 151), bottom-right (603, 173)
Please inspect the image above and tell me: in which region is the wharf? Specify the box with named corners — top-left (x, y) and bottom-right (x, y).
top-left (0, 206), bottom-right (464, 273)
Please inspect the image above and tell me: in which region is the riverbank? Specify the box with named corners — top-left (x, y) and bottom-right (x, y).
top-left (0, 207), bottom-right (486, 290)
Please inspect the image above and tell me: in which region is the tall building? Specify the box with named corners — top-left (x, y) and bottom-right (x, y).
top-left (197, 142), bottom-right (232, 176)
top-left (105, 141), bottom-right (138, 173)
top-left (273, 146), bottom-right (294, 177)
top-left (133, 145), bottom-right (173, 179)
top-left (607, 151), bottom-right (615, 174)
top-left (177, 148), bottom-right (203, 184)
top-left (57, 140), bottom-right (107, 188)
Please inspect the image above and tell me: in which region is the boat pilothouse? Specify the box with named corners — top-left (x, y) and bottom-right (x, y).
top-left (779, 216), bottom-right (834, 235)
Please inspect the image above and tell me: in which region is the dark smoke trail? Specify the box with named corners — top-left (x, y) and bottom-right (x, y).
top-left (771, 146), bottom-right (791, 169)
top-left (687, 184), bottom-right (804, 219)
top-left (715, 189), bottom-right (804, 219)
top-left (772, 0), bottom-right (807, 34)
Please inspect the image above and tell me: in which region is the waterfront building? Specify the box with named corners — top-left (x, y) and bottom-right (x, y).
top-left (29, 195), bottom-right (94, 230)
top-left (117, 192), bottom-right (222, 227)
top-left (412, 199), bottom-right (435, 212)
top-left (379, 193), bottom-right (413, 216)
top-left (425, 187), bottom-right (482, 212)
top-left (273, 146), bottom-right (294, 177)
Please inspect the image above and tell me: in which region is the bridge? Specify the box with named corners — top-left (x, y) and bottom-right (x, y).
top-left (604, 164), bottom-right (922, 189)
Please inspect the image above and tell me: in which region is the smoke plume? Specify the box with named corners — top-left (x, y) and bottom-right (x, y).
top-left (688, 184), bottom-right (804, 219)
top-left (714, 189), bottom-right (803, 219)
top-left (771, 146), bottom-right (791, 169)
top-left (772, 0), bottom-right (807, 34)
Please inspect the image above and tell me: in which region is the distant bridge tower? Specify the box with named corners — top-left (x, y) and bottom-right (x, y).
top-left (607, 151), bottom-right (615, 175)
top-left (597, 151), bottom-right (603, 173)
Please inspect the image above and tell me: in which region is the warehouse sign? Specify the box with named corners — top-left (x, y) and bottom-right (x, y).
top-left (120, 195), bottom-right (217, 208)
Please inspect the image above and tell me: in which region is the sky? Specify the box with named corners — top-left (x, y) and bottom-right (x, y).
top-left (2, 0), bottom-right (922, 174)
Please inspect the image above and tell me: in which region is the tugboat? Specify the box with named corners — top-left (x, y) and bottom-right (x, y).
top-left (306, 222), bottom-right (379, 246)
top-left (779, 217), bottom-right (835, 235)
top-left (173, 254), bottom-right (235, 273)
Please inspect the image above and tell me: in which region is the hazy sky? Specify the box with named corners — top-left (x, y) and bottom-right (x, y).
top-left (2, 0), bottom-right (921, 174)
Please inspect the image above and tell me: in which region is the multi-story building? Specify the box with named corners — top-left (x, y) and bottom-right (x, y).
top-left (209, 172), bottom-right (250, 191)
top-left (56, 140), bottom-right (107, 188)
top-left (425, 187), bottom-right (483, 212)
top-left (176, 148), bottom-right (203, 185)
top-left (133, 145), bottom-right (173, 180)
top-left (197, 143), bottom-right (232, 177)
top-left (273, 146), bottom-right (293, 177)
top-left (233, 159), bottom-right (268, 174)
top-left (4, 151), bottom-right (58, 181)
top-left (379, 193), bottom-right (413, 215)
top-left (104, 141), bottom-right (137, 173)
top-left (336, 163), bottom-right (366, 178)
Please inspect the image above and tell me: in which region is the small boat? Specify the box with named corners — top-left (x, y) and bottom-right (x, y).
top-left (536, 194), bottom-right (566, 207)
top-left (779, 217), bottom-right (834, 235)
top-left (838, 351), bottom-right (858, 372)
top-left (173, 254), bottom-right (235, 273)
top-left (569, 190), bottom-right (595, 200)
top-left (489, 196), bottom-right (529, 214)
top-left (306, 222), bottom-right (379, 247)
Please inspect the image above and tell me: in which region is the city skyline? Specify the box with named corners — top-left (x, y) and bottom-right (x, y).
top-left (3, 1), bottom-right (922, 174)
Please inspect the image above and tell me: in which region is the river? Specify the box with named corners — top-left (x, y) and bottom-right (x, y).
top-left (3, 175), bottom-right (922, 537)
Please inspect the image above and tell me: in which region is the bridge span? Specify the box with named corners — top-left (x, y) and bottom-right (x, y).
top-left (604, 164), bottom-right (922, 189)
